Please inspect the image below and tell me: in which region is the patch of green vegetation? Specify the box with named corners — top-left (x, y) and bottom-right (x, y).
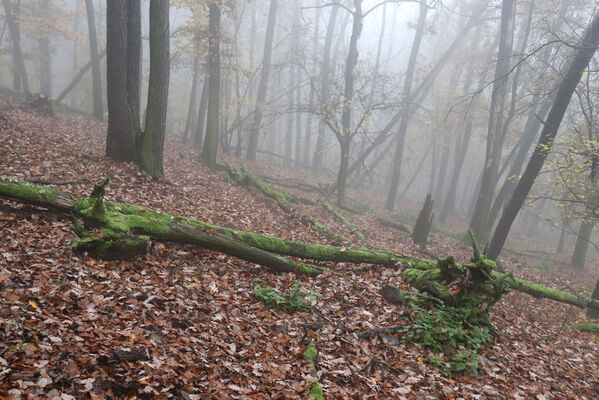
top-left (308, 382), bottom-right (323, 400)
top-left (570, 323), bottom-right (599, 332)
top-left (352, 198), bottom-right (374, 213)
top-left (401, 292), bottom-right (494, 376)
top-left (253, 279), bottom-right (321, 313)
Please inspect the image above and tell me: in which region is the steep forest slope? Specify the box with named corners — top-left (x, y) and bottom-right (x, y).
top-left (1, 99), bottom-right (598, 398)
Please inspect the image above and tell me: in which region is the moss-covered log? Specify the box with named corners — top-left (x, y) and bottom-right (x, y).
top-left (390, 232), bottom-right (599, 323)
top-left (0, 177), bottom-right (328, 276)
top-left (3, 177), bottom-right (599, 314)
top-left (303, 341), bottom-right (323, 400)
top-left (224, 164), bottom-right (351, 244)
top-left (321, 201), bottom-right (371, 245)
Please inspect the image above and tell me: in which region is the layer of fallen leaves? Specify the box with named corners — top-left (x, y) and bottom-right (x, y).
top-left (0, 97), bottom-right (598, 399)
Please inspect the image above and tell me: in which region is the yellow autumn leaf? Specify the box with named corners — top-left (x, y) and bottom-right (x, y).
top-left (28, 300), bottom-right (38, 310)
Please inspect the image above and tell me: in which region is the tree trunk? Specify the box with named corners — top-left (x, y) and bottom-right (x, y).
top-left (55, 49), bottom-right (106, 106)
top-left (84, 0), bottom-right (103, 120)
top-left (385, 0), bottom-right (427, 211)
top-left (3, 0), bottom-right (29, 94)
top-left (312, 4), bottom-right (339, 174)
top-left (38, 0), bottom-right (51, 97)
top-left (571, 221), bottom-right (594, 269)
top-left (183, 38), bottom-right (201, 144)
top-left (127, 0), bottom-right (142, 128)
top-left (200, 2), bottom-right (221, 169)
top-left (105, 0), bottom-right (133, 161)
top-left (247, 0), bottom-right (277, 161)
top-left (140, 0), bottom-right (170, 178)
top-left (488, 10), bottom-right (599, 260)
top-left (303, 1), bottom-right (320, 167)
top-left (412, 194), bottom-right (434, 245)
top-left (193, 79), bottom-right (209, 150)
top-left (3, 177), bottom-right (599, 315)
top-left (469, 0), bottom-right (515, 239)
top-left (336, 0), bottom-right (363, 207)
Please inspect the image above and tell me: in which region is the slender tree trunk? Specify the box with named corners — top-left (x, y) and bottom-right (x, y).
top-left (469, 0), bottom-right (515, 239)
top-left (285, 65), bottom-right (295, 159)
top-left (183, 39), bottom-right (201, 144)
top-left (10, 0), bottom-right (21, 91)
top-left (385, 0), bottom-right (427, 210)
top-left (55, 49), bottom-right (106, 105)
top-left (337, 0), bottom-right (363, 207)
top-left (105, 0), bottom-right (132, 161)
top-left (193, 79), bottom-right (208, 150)
top-left (312, 5), bottom-right (339, 173)
top-left (70, 0), bottom-right (82, 107)
top-left (38, 0), bottom-right (51, 97)
top-left (247, 0), bottom-right (278, 161)
top-left (488, 11), bottom-right (599, 260)
top-left (200, 2), bottom-right (221, 169)
top-left (303, 0), bottom-right (320, 167)
top-left (571, 221), bottom-right (594, 269)
top-left (140, 0), bottom-right (170, 178)
top-left (85, 0), bottom-right (103, 120)
top-left (3, 0), bottom-right (29, 94)
top-left (293, 0), bottom-right (302, 167)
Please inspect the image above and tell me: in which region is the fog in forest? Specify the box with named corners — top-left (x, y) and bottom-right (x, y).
top-left (2, 0), bottom-right (599, 268)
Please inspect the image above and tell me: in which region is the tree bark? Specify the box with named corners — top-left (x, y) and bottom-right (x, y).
top-left (3, 0), bottom-right (29, 94)
top-left (105, 0), bottom-right (133, 161)
top-left (469, 0), bottom-right (516, 239)
top-left (84, 0), bottom-right (103, 120)
top-left (55, 49), bottom-right (106, 106)
top-left (193, 79), bottom-right (209, 150)
top-left (488, 10), bottom-right (599, 260)
top-left (247, 0), bottom-right (278, 161)
top-left (140, 0), bottom-right (170, 178)
top-left (38, 0), bottom-right (52, 97)
top-left (200, 2), bottom-right (221, 169)
top-left (312, 4), bottom-right (339, 174)
top-left (336, 0), bottom-right (363, 207)
top-left (183, 38), bottom-right (201, 144)
top-left (3, 177), bottom-right (599, 314)
top-left (384, 0), bottom-right (427, 211)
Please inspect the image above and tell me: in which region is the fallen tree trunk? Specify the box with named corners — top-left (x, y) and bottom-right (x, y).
top-left (224, 164), bottom-right (351, 244)
top-left (2, 177), bottom-right (599, 314)
top-left (0, 177), bottom-right (329, 276)
top-left (383, 232), bottom-right (599, 322)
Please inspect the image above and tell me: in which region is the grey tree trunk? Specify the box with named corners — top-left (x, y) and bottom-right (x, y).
top-left (38, 0), bottom-right (51, 97)
top-left (312, 5), bottom-right (339, 173)
top-left (469, 0), bottom-right (516, 239)
top-left (303, 0), bottom-right (320, 167)
top-left (85, 0), bottom-right (103, 120)
top-left (105, 0), bottom-right (132, 161)
top-left (336, 0), bottom-right (363, 207)
top-left (488, 10), bottom-right (599, 260)
top-left (140, 0), bottom-right (170, 178)
top-left (200, 2), bottom-right (221, 169)
top-left (571, 221), bottom-right (594, 269)
top-left (247, 0), bottom-right (278, 161)
top-left (3, 0), bottom-right (29, 94)
top-left (384, 0), bottom-right (427, 210)
top-left (127, 0), bottom-right (142, 127)
top-left (193, 79), bottom-right (209, 150)
top-left (183, 39), bottom-right (201, 144)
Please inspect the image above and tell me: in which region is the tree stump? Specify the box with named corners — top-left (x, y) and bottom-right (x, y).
top-left (412, 194), bottom-right (434, 245)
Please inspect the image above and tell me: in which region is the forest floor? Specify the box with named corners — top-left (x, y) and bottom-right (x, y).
top-left (0, 97), bottom-right (598, 399)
